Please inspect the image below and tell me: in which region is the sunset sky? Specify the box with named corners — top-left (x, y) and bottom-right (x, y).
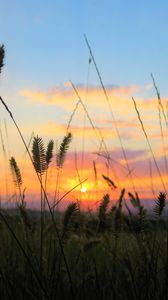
top-left (0, 0), bottom-right (168, 209)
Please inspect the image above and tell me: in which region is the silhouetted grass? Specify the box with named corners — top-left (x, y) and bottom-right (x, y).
top-left (1, 42), bottom-right (168, 300)
top-left (0, 198), bottom-right (167, 299)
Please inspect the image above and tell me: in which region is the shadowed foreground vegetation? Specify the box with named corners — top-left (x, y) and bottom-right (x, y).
top-left (0, 193), bottom-right (168, 300)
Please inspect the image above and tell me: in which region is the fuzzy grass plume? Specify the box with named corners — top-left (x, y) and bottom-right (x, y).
top-left (154, 192), bottom-right (166, 217)
top-left (62, 202), bottom-right (78, 239)
top-left (32, 136), bottom-right (46, 175)
top-left (98, 193), bottom-right (110, 227)
top-left (9, 156), bottom-right (22, 189)
top-left (129, 192), bottom-right (147, 232)
top-left (102, 174), bottom-right (117, 189)
top-left (56, 132), bottom-right (72, 168)
top-left (0, 44), bottom-right (5, 74)
top-left (46, 139), bottom-right (54, 167)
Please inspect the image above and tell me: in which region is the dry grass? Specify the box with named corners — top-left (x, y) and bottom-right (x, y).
top-left (0, 42), bottom-right (168, 300)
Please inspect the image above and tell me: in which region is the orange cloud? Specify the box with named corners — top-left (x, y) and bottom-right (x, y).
top-left (20, 84), bottom-right (168, 133)
top-left (20, 83), bottom-right (138, 106)
top-left (0, 82), bottom-right (167, 209)
top-left (20, 84), bottom-right (141, 125)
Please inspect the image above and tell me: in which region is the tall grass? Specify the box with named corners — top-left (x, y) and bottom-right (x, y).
top-left (0, 42), bottom-right (168, 300)
top-left (0, 192), bottom-right (167, 299)
top-left (84, 35), bottom-right (136, 193)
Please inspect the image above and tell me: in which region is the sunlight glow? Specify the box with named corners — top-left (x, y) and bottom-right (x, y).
top-left (80, 186), bottom-right (87, 193)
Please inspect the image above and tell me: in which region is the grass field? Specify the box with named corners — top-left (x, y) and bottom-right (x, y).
top-left (0, 196), bottom-right (168, 300)
top-left (1, 42), bottom-right (168, 299)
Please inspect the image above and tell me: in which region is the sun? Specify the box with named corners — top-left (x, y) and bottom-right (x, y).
top-left (80, 186), bottom-right (87, 193)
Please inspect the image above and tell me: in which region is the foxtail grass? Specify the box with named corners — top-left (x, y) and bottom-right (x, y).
top-left (84, 34), bottom-right (136, 193)
top-left (132, 96), bottom-right (166, 193)
top-left (54, 132), bottom-right (72, 208)
top-left (0, 44), bottom-right (5, 74)
top-left (0, 96), bottom-right (75, 300)
top-left (151, 73), bottom-right (168, 174)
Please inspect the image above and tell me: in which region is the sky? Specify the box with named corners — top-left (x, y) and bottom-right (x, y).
top-left (0, 0), bottom-right (168, 209)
